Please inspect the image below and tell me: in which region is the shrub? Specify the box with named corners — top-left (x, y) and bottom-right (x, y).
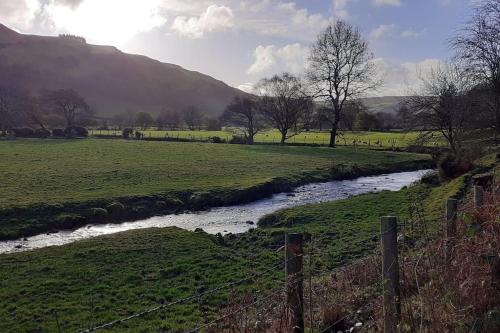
top-left (52, 128), bottom-right (65, 137)
top-left (64, 126), bottom-right (88, 138)
top-left (209, 136), bottom-right (224, 144)
top-left (122, 128), bottom-right (133, 139)
top-left (437, 152), bottom-right (474, 179)
top-left (33, 128), bottom-right (51, 138)
top-left (420, 171), bottom-right (440, 185)
top-left (12, 128), bottom-right (34, 138)
top-left (229, 135), bottom-right (247, 144)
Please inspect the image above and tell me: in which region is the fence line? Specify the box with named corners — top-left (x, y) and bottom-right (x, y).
top-left (79, 254), bottom-right (300, 332)
top-left (73, 194), bottom-right (457, 332)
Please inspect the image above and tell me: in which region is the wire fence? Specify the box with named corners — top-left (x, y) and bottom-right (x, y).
top-left (89, 129), bottom-right (448, 149)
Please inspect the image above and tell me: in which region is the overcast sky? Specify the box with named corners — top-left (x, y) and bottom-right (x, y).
top-left (1, 0), bottom-right (475, 96)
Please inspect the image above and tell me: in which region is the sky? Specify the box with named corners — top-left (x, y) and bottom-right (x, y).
top-left (0, 0), bottom-right (477, 96)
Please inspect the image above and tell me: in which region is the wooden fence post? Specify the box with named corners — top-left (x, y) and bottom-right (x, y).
top-left (381, 216), bottom-right (401, 333)
top-left (445, 198), bottom-right (458, 265)
top-left (474, 185), bottom-right (484, 208)
top-left (286, 233), bottom-right (304, 333)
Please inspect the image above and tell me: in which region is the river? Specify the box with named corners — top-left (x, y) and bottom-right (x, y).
top-left (0, 169), bottom-right (431, 254)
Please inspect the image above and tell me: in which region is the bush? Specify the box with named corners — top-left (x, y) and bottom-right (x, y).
top-left (420, 171), bottom-right (440, 185)
top-left (122, 128), bottom-right (133, 139)
top-left (229, 135), bottom-right (247, 144)
top-left (209, 136), bottom-right (225, 144)
top-left (437, 152), bottom-right (474, 179)
top-left (52, 128), bottom-right (65, 137)
top-left (33, 128), bottom-right (51, 138)
top-left (64, 126), bottom-right (88, 138)
top-left (12, 128), bottom-right (34, 138)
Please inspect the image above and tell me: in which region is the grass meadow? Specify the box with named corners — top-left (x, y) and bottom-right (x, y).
top-left (0, 177), bottom-right (465, 332)
top-left (90, 129), bottom-right (445, 148)
top-left (0, 139), bottom-right (429, 209)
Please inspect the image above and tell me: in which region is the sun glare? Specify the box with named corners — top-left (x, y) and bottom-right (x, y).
top-left (46, 0), bottom-right (165, 45)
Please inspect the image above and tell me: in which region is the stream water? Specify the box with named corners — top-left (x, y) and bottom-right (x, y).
top-left (0, 169), bottom-right (431, 254)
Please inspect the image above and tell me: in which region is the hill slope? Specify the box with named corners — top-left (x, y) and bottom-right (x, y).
top-left (0, 24), bottom-right (241, 118)
top-left (360, 96), bottom-right (405, 114)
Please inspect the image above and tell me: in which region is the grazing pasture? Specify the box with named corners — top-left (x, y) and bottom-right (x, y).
top-left (0, 139), bottom-right (429, 209)
top-left (90, 129), bottom-right (445, 148)
top-left (0, 177), bottom-right (464, 333)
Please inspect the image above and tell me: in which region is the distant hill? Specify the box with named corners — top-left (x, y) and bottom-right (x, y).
top-left (359, 96), bottom-right (405, 114)
top-left (0, 24), bottom-right (242, 118)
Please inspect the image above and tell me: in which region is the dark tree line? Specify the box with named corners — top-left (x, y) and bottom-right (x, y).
top-left (0, 87), bottom-right (92, 132)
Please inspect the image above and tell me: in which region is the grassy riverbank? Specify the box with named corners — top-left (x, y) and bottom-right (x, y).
top-left (0, 139), bottom-right (431, 240)
top-left (0, 176), bottom-right (464, 332)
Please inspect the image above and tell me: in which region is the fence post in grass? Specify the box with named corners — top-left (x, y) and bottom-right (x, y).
top-left (445, 198), bottom-right (458, 265)
top-left (381, 216), bottom-right (401, 333)
top-left (286, 233), bottom-right (304, 333)
top-left (474, 185), bottom-right (484, 208)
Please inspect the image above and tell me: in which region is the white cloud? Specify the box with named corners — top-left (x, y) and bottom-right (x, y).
top-left (44, 0), bottom-right (166, 45)
top-left (236, 82), bottom-right (256, 93)
top-left (370, 24), bottom-right (397, 39)
top-left (171, 5), bottom-right (234, 38)
top-left (373, 57), bottom-right (443, 96)
top-left (247, 43), bottom-right (309, 76)
top-left (0, 0), bottom-right (41, 32)
top-left (373, 0), bottom-right (402, 6)
top-left (370, 24), bottom-right (425, 40)
top-left (401, 28), bottom-right (426, 38)
top-left (333, 0), bottom-right (351, 18)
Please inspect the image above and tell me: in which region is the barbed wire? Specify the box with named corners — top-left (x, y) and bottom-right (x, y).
top-left (79, 254), bottom-right (299, 333)
top-left (183, 287), bottom-right (286, 333)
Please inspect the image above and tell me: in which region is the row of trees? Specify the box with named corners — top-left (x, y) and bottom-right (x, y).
top-left (0, 87), bottom-right (92, 131)
top-left (224, 0), bottom-right (499, 149)
top-left (111, 106), bottom-right (222, 132)
top-left (221, 20), bottom-right (380, 146)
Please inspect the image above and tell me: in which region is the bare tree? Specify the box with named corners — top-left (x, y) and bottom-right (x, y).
top-left (183, 106), bottom-right (203, 130)
top-left (221, 96), bottom-right (263, 144)
top-left (41, 89), bottom-right (90, 128)
top-left (135, 112), bottom-right (154, 130)
top-left (0, 85), bottom-right (27, 130)
top-left (157, 108), bottom-right (181, 130)
top-left (0, 85), bottom-right (46, 130)
top-left (257, 73), bottom-right (312, 144)
top-left (307, 20), bottom-right (378, 147)
top-left (405, 64), bottom-right (474, 154)
top-left (452, 0), bottom-right (500, 139)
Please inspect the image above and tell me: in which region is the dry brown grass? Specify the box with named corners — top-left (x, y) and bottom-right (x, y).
top-left (212, 181), bottom-right (499, 332)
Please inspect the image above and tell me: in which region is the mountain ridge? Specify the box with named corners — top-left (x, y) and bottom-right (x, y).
top-left (0, 24), bottom-right (242, 118)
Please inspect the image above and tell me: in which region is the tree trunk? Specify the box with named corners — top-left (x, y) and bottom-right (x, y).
top-left (329, 119), bottom-right (339, 148)
top-left (495, 95), bottom-right (500, 142)
top-left (280, 131), bottom-right (287, 145)
top-left (247, 134), bottom-right (254, 145)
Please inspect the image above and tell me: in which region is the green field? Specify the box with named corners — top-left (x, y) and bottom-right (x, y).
top-left (90, 129), bottom-right (445, 148)
top-left (0, 139), bottom-right (430, 239)
top-left (0, 177), bottom-right (464, 333)
top-left (0, 139), bottom-right (429, 209)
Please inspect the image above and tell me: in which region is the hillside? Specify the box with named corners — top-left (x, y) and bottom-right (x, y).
top-left (360, 96), bottom-right (405, 114)
top-left (0, 24), bottom-right (242, 118)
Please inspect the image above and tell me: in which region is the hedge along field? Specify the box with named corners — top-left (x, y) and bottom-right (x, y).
top-left (0, 139), bottom-right (430, 209)
top-left (90, 129), bottom-right (446, 148)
